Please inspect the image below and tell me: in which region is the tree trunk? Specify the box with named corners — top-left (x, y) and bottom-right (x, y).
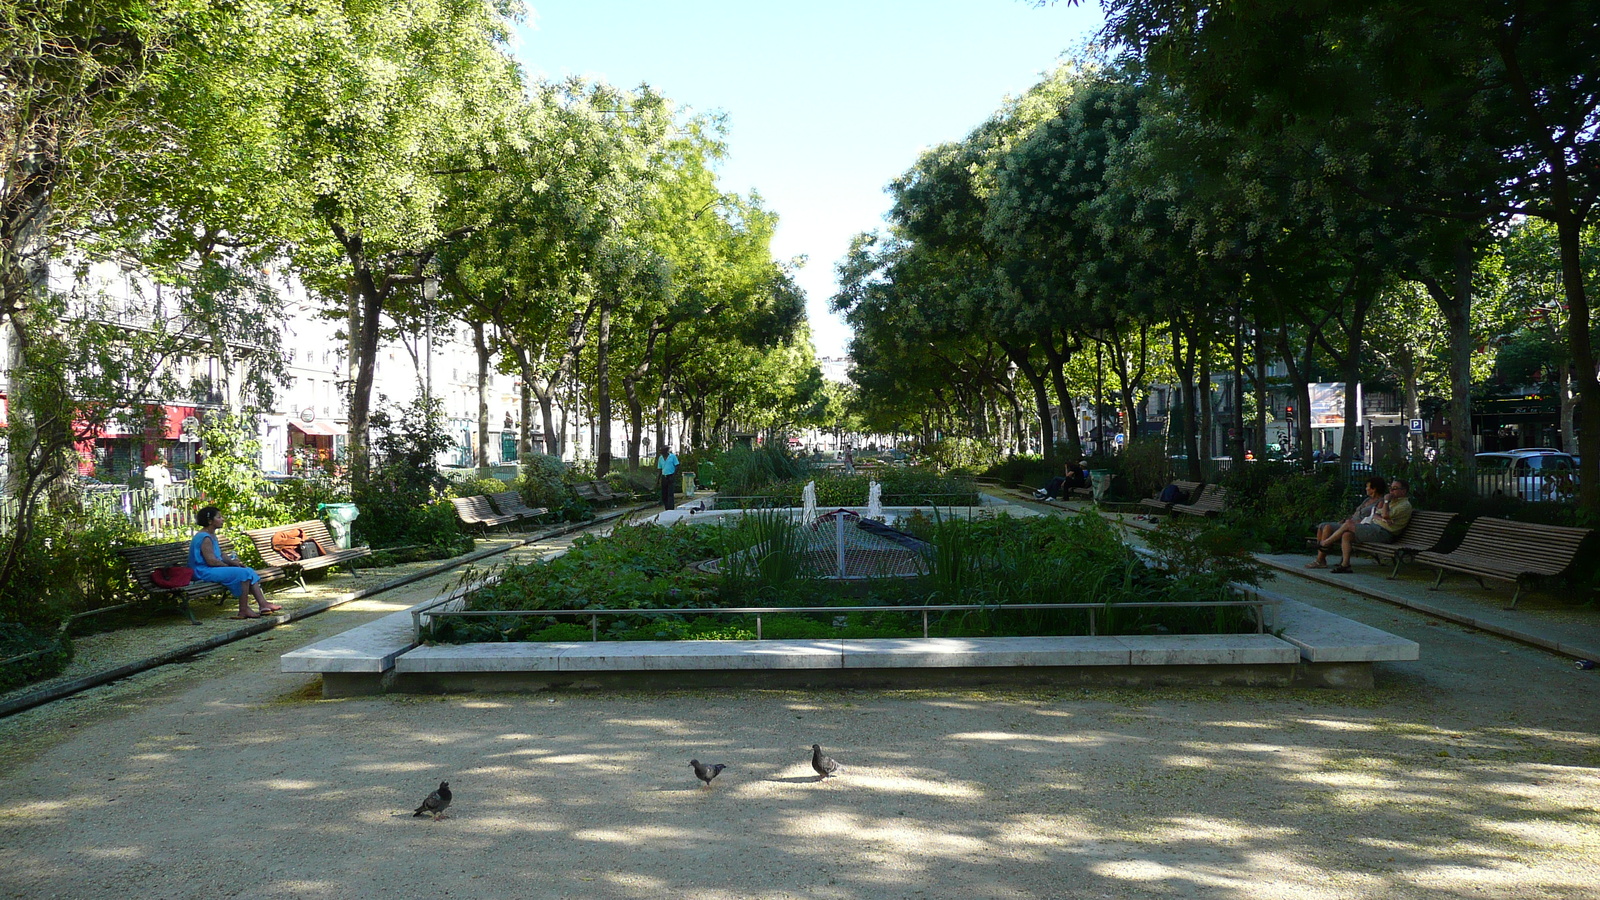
top-left (595, 298), bottom-right (612, 475)
top-left (624, 374), bottom-right (645, 469)
top-left (1552, 212), bottom-right (1600, 509)
top-left (1558, 362), bottom-right (1577, 452)
top-left (472, 321), bottom-right (490, 469)
top-left (1171, 325), bottom-right (1202, 481)
top-left (1252, 320), bottom-right (1268, 458)
top-left (1001, 341), bottom-right (1055, 453)
top-left (1041, 332), bottom-right (1083, 459)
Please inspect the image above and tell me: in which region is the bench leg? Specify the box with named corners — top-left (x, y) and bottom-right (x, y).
top-left (1429, 568), bottom-right (1447, 591)
top-left (172, 593), bottom-right (200, 626)
top-left (1506, 583), bottom-right (1524, 610)
top-left (1388, 556), bottom-right (1403, 579)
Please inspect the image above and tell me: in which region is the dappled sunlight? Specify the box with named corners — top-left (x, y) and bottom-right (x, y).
top-left (348, 760), bottom-right (436, 773)
top-left (263, 880), bottom-right (340, 897)
top-left (782, 810), bottom-right (994, 859)
top-left (946, 730), bottom-right (1105, 746)
top-left (573, 824), bottom-right (704, 846)
top-left (458, 700), bottom-right (510, 709)
top-left (1298, 717), bottom-right (1381, 732)
top-left (260, 778), bottom-right (322, 791)
top-left (79, 846), bottom-right (144, 860)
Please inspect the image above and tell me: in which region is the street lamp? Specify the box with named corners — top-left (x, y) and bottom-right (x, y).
top-left (421, 276), bottom-right (439, 412)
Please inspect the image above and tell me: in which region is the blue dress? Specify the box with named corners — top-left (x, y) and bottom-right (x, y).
top-left (189, 532), bottom-right (261, 598)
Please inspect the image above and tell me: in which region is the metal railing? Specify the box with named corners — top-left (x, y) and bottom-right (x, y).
top-left (414, 597), bottom-right (1279, 643)
top-left (706, 492), bottom-right (983, 512)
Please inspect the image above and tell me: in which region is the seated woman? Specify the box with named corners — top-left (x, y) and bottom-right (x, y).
top-left (191, 505), bottom-right (281, 619)
top-left (1309, 476), bottom-right (1385, 569)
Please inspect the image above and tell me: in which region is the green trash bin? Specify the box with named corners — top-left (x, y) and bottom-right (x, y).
top-left (319, 502), bottom-right (359, 549)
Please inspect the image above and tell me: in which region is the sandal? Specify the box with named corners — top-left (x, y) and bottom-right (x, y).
top-left (259, 605), bottom-right (283, 613)
top-left (230, 613), bottom-right (262, 620)
top-left (1304, 561), bottom-right (1326, 569)
top-left (1330, 564), bottom-right (1353, 574)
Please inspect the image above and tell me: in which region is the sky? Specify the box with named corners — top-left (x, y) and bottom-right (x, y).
top-left (514, 1), bottom-right (1107, 360)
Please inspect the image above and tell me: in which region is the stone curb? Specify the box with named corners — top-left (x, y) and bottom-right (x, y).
top-left (1254, 554), bottom-right (1600, 664)
top-left (0, 505), bottom-right (644, 719)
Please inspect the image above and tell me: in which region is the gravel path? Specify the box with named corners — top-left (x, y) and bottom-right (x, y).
top-left (0, 516), bottom-right (1596, 899)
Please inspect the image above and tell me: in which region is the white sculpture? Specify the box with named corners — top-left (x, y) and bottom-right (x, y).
top-left (802, 480), bottom-right (817, 522)
top-left (866, 480), bottom-right (883, 521)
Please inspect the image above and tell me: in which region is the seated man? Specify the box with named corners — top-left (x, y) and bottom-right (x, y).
top-left (1321, 478), bottom-right (1412, 574)
top-left (1035, 462), bottom-right (1088, 499)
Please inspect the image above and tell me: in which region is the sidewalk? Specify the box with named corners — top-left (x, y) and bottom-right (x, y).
top-left (0, 506), bottom-right (646, 717)
top-left (1102, 505), bottom-right (1600, 666)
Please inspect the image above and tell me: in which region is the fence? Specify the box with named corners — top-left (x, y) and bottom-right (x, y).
top-left (0, 482), bottom-right (204, 538)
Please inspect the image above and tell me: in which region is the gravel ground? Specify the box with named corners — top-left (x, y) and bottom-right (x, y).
top-left (0, 509), bottom-right (1596, 899)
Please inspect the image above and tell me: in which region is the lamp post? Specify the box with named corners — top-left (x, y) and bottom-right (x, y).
top-left (421, 276), bottom-right (439, 413)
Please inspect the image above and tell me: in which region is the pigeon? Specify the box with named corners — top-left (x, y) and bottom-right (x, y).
top-left (413, 781), bottom-right (452, 819)
top-left (690, 759), bottom-right (726, 789)
top-left (811, 744), bottom-right (843, 779)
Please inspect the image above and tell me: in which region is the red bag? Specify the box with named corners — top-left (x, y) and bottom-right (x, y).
top-left (151, 566), bottom-right (194, 588)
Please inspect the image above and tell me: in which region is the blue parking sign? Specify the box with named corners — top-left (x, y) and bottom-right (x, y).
top-left (1409, 418), bottom-right (1424, 433)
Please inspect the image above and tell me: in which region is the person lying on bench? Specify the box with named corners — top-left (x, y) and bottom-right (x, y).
top-left (1034, 462), bottom-right (1087, 500)
top-left (1315, 479), bottom-right (1412, 574)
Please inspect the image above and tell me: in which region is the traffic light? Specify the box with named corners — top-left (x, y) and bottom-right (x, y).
top-left (1285, 404), bottom-right (1295, 419)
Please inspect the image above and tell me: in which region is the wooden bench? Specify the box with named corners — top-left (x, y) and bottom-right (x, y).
top-left (1173, 484), bottom-right (1228, 517)
top-left (487, 491), bottom-right (548, 524)
top-left (1141, 481), bottom-right (1203, 514)
top-left (243, 520), bottom-right (372, 590)
top-left (118, 538), bottom-right (283, 625)
top-left (1306, 509), bottom-right (1458, 579)
top-left (1413, 517), bottom-right (1594, 608)
top-left (450, 495), bottom-right (519, 532)
top-left (573, 480), bottom-right (631, 505)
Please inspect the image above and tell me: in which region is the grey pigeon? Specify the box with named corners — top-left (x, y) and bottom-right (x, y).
top-left (811, 744), bottom-right (842, 779)
top-left (413, 781), bottom-right (451, 819)
top-left (690, 759), bottom-right (726, 788)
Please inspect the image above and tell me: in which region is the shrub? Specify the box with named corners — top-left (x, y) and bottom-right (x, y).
top-left (0, 504), bottom-right (145, 627)
top-left (0, 622), bottom-right (72, 692)
top-left (192, 414), bottom-right (289, 528)
top-left (713, 443), bottom-right (811, 495)
top-left (921, 436), bottom-right (1002, 473)
top-left (353, 396), bottom-right (464, 549)
top-left (1215, 464), bottom-right (1347, 553)
top-left (454, 477), bottom-right (506, 499)
top-left (982, 454), bottom-right (1055, 490)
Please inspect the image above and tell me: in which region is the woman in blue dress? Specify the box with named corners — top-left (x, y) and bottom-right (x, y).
top-left (190, 506), bottom-right (281, 618)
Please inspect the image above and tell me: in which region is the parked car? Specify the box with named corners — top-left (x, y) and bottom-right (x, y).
top-left (1474, 449), bottom-right (1579, 501)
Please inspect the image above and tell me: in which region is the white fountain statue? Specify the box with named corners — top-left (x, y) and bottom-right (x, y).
top-left (866, 480), bottom-right (883, 521)
top-left (802, 480), bottom-right (817, 522)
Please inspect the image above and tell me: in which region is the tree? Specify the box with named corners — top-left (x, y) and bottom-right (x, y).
top-left (1103, 0), bottom-right (1600, 504)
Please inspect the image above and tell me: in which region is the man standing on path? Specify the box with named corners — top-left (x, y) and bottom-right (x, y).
top-left (656, 443), bottom-right (680, 510)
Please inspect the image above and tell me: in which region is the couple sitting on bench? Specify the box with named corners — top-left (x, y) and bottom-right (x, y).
top-left (1310, 476), bottom-right (1412, 573)
top-left (1034, 462), bottom-right (1088, 500)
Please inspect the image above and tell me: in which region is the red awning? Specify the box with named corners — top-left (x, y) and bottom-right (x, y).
top-left (290, 419), bottom-right (345, 437)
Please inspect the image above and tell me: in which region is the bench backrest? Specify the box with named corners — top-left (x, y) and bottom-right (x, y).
top-left (449, 495), bottom-right (500, 523)
top-left (488, 491), bottom-right (532, 515)
top-left (1389, 510), bottom-right (1457, 552)
top-left (1185, 484), bottom-right (1228, 508)
top-left (1452, 516), bottom-right (1593, 575)
top-left (119, 537), bottom-right (237, 591)
top-left (573, 482), bottom-right (605, 501)
top-left (244, 520), bottom-right (348, 564)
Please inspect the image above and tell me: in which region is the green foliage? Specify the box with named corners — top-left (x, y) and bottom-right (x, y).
top-left (0, 504), bottom-right (145, 627)
top-left (269, 469), bottom-right (349, 522)
top-left (352, 396), bottom-right (463, 549)
top-left (518, 453), bottom-right (574, 515)
top-left (1143, 517), bottom-right (1270, 598)
top-left (1214, 464), bottom-right (1347, 553)
top-left (432, 512), bottom-right (1263, 643)
top-left (921, 436), bottom-right (1002, 473)
top-left (982, 454), bottom-right (1055, 489)
top-left (721, 468), bottom-right (978, 508)
top-left (711, 443), bottom-right (811, 496)
top-left (455, 477), bottom-right (507, 499)
top-left (0, 623), bottom-right (73, 693)
top-left (190, 414), bottom-right (288, 528)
